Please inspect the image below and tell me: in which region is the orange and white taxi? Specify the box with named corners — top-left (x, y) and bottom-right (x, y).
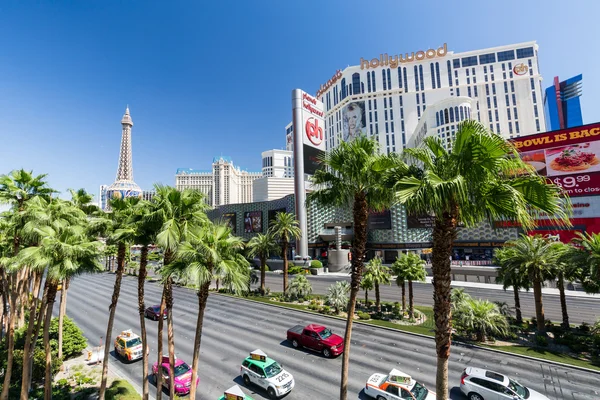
top-left (365, 368), bottom-right (436, 400)
top-left (114, 329), bottom-right (146, 362)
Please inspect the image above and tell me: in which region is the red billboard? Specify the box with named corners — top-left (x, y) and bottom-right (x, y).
top-left (511, 122), bottom-right (600, 197)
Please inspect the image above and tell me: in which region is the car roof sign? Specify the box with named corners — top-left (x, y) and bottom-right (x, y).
top-left (224, 384), bottom-right (246, 400)
top-left (250, 349), bottom-right (267, 362)
top-left (388, 369), bottom-right (412, 385)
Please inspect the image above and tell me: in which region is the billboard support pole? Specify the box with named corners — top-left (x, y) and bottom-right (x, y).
top-left (292, 89), bottom-right (308, 258)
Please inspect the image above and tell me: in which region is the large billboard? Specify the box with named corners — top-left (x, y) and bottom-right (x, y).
top-left (342, 101), bottom-right (367, 142)
top-left (368, 209), bottom-right (392, 230)
top-left (407, 213), bottom-right (436, 229)
top-left (512, 122), bottom-right (600, 197)
top-left (301, 92), bottom-right (326, 175)
top-left (222, 212), bottom-right (236, 234)
top-left (244, 211), bottom-right (263, 233)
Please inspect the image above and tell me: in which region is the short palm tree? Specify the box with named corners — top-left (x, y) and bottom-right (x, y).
top-left (387, 121), bottom-right (570, 398)
top-left (360, 274), bottom-right (373, 306)
top-left (327, 281), bottom-right (350, 314)
top-left (363, 257), bottom-right (391, 314)
top-left (269, 212), bottom-right (301, 296)
top-left (494, 247), bottom-right (530, 325)
top-left (288, 274), bottom-right (312, 301)
top-left (176, 222), bottom-right (249, 400)
top-left (246, 233), bottom-right (280, 295)
top-left (307, 136), bottom-right (396, 400)
top-left (401, 254), bottom-right (427, 319)
top-left (391, 256), bottom-right (407, 313)
top-left (455, 298), bottom-right (509, 342)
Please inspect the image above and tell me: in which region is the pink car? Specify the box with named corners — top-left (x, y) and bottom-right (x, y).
top-left (152, 356), bottom-right (199, 395)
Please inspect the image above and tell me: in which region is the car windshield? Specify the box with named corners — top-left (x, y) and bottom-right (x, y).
top-left (152, 306), bottom-right (161, 312)
top-left (508, 378), bottom-right (529, 398)
top-left (410, 382), bottom-right (429, 400)
top-left (264, 362), bottom-right (282, 378)
top-left (126, 338), bottom-right (142, 347)
top-left (174, 363), bottom-right (190, 377)
top-left (319, 328), bottom-right (332, 339)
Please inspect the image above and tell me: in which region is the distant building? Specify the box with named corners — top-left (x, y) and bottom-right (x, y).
top-left (99, 185), bottom-right (108, 211)
top-left (544, 74), bottom-right (583, 130)
top-left (176, 156), bottom-right (261, 207)
top-left (142, 190), bottom-right (155, 201)
top-left (253, 149), bottom-right (295, 202)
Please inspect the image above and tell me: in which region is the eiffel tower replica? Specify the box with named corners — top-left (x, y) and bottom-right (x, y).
top-left (106, 107), bottom-right (142, 208)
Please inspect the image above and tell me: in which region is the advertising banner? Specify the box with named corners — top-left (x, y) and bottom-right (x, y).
top-left (300, 91), bottom-right (326, 175)
top-left (407, 213), bottom-right (436, 229)
top-left (222, 212), bottom-right (236, 234)
top-left (243, 211), bottom-right (263, 233)
top-left (512, 122), bottom-right (600, 197)
top-left (342, 101), bottom-right (367, 142)
top-left (367, 209), bottom-right (392, 230)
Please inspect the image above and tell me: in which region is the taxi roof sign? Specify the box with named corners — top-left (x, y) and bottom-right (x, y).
top-left (224, 384), bottom-right (246, 400)
top-left (388, 368), bottom-right (412, 385)
top-left (249, 349), bottom-right (267, 362)
top-left (120, 329), bottom-right (134, 337)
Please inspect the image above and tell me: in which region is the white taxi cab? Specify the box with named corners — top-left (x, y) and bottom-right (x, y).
top-left (240, 349), bottom-right (294, 399)
top-left (365, 368), bottom-right (436, 400)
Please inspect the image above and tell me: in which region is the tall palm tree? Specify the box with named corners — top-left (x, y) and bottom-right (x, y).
top-left (176, 222), bottom-right (249, 400)
top-left (98, 196), bottom-right (140, 400)
top-left (387, 121), bottom-right (570, 399)
top-left (571, 232), bottom-right (600, 294)
top-left (269, 212), bottom-right (301, 296)
top-left (400, 253), bottom-right (427, 319)
top-left (246, 233), bottom-right (280, 295)
top-left (150, 184), bottom-right (209, 399)
top-left (500, 234), bottom-right (566, 333)
top-left (0, 169), bottom-right (53, 400)
top-left (362, 257), bottom-right (391, 314)
top-left (494, 247), bottom-right (530, 325)
top-left (555, 243), bottom-right (584, 329)
top-left (307, 135), bottom-right (396, 400)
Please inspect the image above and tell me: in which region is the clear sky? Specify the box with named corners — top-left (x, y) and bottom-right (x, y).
top-left (1, 0), bottom-right (599, 201)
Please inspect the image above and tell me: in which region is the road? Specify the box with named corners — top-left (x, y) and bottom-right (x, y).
top-left (260, 273), bottom-right (600, 325)
top-left (61, 272), bottom-right (600, 400)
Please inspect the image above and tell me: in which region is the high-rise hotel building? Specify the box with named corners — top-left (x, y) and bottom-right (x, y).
top-left (305, 41), bottom-right (545, 153)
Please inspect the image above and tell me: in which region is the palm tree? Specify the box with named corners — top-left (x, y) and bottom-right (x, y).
top-left (327, 281), bottom-right (350, 314)
top-left (455, 298), bottom-right (509, 342)
top-left (360, 274), bottom-right (373, 306)
top-left (307, 136), bottom-right (396, 400)
top-left (363, 257), bottom-right (391, 314)
top-left (494, 247), bottom-right (530, 325)
top-left (269, 212), bottom-right (301, 296)
top-left (246, 233), bottom-right (279, 295)
top-left (288, 274), bottom-right (312, 301)
top-left (571, 232), bottom-right (600, 294)
top-left (401, 253), bottom-right (426, 319)
top-left (98, 196), bottom-right (140, 400)
top-left (499, 234), bottom-right (566, 333)
top-left (391, 256), bottom-right (407, 313)
top-left (176, 222), bottom-right (249, 400)
top-left (150, 184), bottom-right (209, 400)
top-left (387, 121), bottom-right (570, 398)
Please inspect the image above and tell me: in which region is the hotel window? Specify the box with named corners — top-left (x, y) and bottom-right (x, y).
top-left (466, 69), bottom-right (470, 76)
top-left (453, 59), bottom-right (460, 68)
top-left (352, 73), bottom-right (361, 94)
top-left (416, 94), bottom-right (420, 105)
top-left (414, 65), bottom-right (419, 91)
top-left (532, 91), bottom-right (537, 104)
top-left (430, 63), bottom-right (436, 89)
top-left (422, 93), bottom-right (425, 104)
top-left (510, 81), bottom-right (515, 92)
top-left (536, 119), bottom-right (540, 131)
top-left (528, 59), bottom-right (533, 75)
top-left (384, 98), bottom-right (387, 108)
top-left (487, 97), bottom-right (491, 108)
top-left (456, 88), bottom-right (460, 96)
top-left (403, 68), bottom-right (408, 92)
top-left (467, 77), bottom-right (471, 85)
top-left (492, 84), bottom-right (496, 95)
top-left (504, 82), bottom-right (508, 93)
top-left (417, 107), bottom-right (421, 118)
top-left (341, 78), bottom-right (346, 99)
top-left (509, 121), bottom-right (513, 134)
top-left (474, 86), bottom-right (478, 96)
top-left (450, 107), bottom-right (455, 122)
top-left (515, 121), bottom-right (520, 133)
top-left (391, 122), bottom-right (394, 133)
top-left (371, 72), bottom-right (376, 91)
top-left (387, 69), bottom-right (392, 89)
top-left (485, 84), bottom-right (489, 96)
top-left (385, 123), bottom-right (389, 133)
top-left (493, 97), bottom-right (497, 108)
top-left (479, 53), bottom-right (496, 64)
top-left (485, 74), bottom-right (488, 82)
top-left (436, 62), bottom-right (441, 88)
top-left (507, 108), bottom-right (511, 120)
top-left (419, 65), bottom-right (424, 91)
top-left (488, 110), bottom-right (492, 121)
top-left (399, 96), bottom-right (403, 107)
top-left (349, 84), bottom-right (352, 95)
top-left (468, 87), bottom-right (472, 97)
top-left (375, 112), bottom-right (378, 122)
top-left (436, 112), bottom-right (440, 126)
top-left (497, 123), bottom-right (501, 132)
top-left (495, 110), bottom-right (499, 121)
top-left (384, 110), bottom-right (388, 120)
top-left (534, 105), bottom-right (538, 118)
top-left (382, 69), bottom-right (387, 90)
top-left (398, 68), bottom-right (402, 88)
top-left (447, 61), bottom-right (452, 87)
top-left (400, 107), bottom-right (404, 118)
top-left (514, 107), bottom-right (518, 119)
top-left (516, 47), bottom-right (534, 59)
top-left (367, 72), bottom-right (372, 92)
top-left (461, 56), bottom-right (478, 67)
top-left (444, 109), bottom-right (449, 124)
top-left (497, 50), bottom-right (515, 61)
top-left (390, 109), bottom-right (394, 119)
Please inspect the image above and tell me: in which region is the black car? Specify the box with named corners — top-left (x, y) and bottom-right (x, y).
top-left (144, 305), bottom-right (168, 320)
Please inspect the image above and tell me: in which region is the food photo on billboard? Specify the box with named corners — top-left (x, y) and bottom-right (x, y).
top-left (342, 101), bottom-right (367, 142)
top-left (244, 211), bottom-right (263, 233)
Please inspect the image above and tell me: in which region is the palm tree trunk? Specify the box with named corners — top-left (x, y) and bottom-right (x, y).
top-left (1, 272), bottom-right (24, 400)
top-left (339, 192), bottom-right (368, 400)
top-left (166, 278), bottom-right (176, 400)
top-left (375, 283), bottom-right (381, 314)
top-left (138, 245), bottom-right (150, 400)
top-left (431, 209), bottom-right (458, 400)
top-left (532, 279), bottom-right (545, 333)
top-left (156, 286), bottom-right (167, 400)
top-left (44, 281), bottom-right (59, 400)
top-left (189, 281), bottom-right (211, 400)
top-left (401, 281), bottom-right (406, 313)
top-left (282, 237), bottom-right (289, 295)
top-left (260, 255), bottom-right (266, 295)
top-left (20, 271), bottom-right (43, 400)
top-left (17, 269), bottom-right (29, 329)
top-left (557, 273), bottom-right (569, 329)
top-left (364, 288), bottom-right (368, 305)
top-left (408, 280), bottom-right (414, 319)
top-left (99, 242), bottom-right (126, 400)
top-left (58, 278), bottom-right (70, 360)
top-left (25, 279), bottom-right (49, 394)
top-left (513, 285), bottom-right (523, 325)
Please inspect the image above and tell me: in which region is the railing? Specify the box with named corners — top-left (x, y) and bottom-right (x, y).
top-left (425, 260), bottom-right (496, 267)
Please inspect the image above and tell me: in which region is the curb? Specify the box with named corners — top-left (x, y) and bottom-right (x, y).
top-left (212, 292), bottom-right (600, 376)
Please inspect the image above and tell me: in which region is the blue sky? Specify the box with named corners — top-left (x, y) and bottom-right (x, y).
top-left (1, 0), bottom-right (599, 201)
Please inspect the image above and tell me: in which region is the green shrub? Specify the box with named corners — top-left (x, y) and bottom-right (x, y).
top-left (262, 265), bottom-right (270, 272)
top-left (358, 311), bottom-right (371, 320)
top-left (310, 260), bottom-right (323, 268)
top-left (535, 334), bottom-right (548, 347)
top-left (44, 316), bottom-right (87, 360)
top-left (106, 379), bottom-right (142, 400)
top-left (321, 305), bottom-right (331, 314)
top-left (578, 322), bottom-right (591, 333)
top-left (288, 266), bottom-right (305, 275)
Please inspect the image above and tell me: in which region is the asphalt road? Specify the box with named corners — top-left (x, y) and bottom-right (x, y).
top-left (260, 274), bottom-right (600, 325)
top-left (60, 272), bottom-right (600, 400)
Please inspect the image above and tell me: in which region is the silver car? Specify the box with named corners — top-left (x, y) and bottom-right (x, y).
top-left (460, 367), bottom-right (549, 400)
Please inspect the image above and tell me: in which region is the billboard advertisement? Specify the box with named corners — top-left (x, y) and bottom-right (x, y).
top-left (222, 212), bottom-right (236, 234)
top-left (368, 209), bottom-right (392, 230)
top-left (512, 122), bottom-right (600, 197)
top-left (244, 211), bottom-right (263, 233)
top-left (300, 91), bottom-right (326, 175)
top-left (342, 101), bottom-right (367, 142)
top-left (407, 213), bottom-right (436, 229)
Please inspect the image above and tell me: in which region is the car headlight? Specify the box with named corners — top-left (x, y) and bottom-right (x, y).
top-left (175, 384), bottom-right (184, 388)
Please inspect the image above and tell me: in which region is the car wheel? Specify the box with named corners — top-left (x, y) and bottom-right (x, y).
top-left (267, 387), bottom-right (277, 399)
top-left (243, 374), bottom-right (251, 386)
top-left (468, 393), bottom-right (484, 400)
top-left (292, 339), bottom-right (299, 348)
top-left (152, 373), bottom-right (158, 384)
top-left (322, 348), bottom-right (331, 358)
top-left (114, 348), bottom-right (120, 359)
top-left (377, 396), bottom-right (386, 400)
